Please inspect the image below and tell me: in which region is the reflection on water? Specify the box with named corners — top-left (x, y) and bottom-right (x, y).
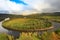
top-left (8, 30), bottom-right (20, 38)
top-left (52, 22), bottom-right (60, 30)
top-left (0, 20), bottom-right (60, 38)
top-left (0, 21), bottom-right (20, 38)
top-left (0, 22), bottom-right (8, 33)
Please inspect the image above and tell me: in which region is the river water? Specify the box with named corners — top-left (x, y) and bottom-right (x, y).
top-left (0, 20), bottom-right (60, 38)
top-left (0, 22), bottom-right (8, 33)
top-left (52, 22), bottom-right (60, 30)
top-left (0, 21), bottom-right (20, 38)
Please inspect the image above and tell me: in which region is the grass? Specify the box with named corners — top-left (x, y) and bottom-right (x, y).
top-left (1, 15), bottom-right (60, 40)
top-left (42, 16), bottom-right (60, 22)
top-left (0, 33), bottom-right (14, 40)
top-left (16, 32), bottom-right (60, 40)
top-left (55, 28), bottom-right (60, 36)
top-left (38, 32), bottom-right (60, 40)
top-left (16, 32), bottom-right (40, 40)
top-left (0, 33), bottom-right (8, 40)
top-left (2, 18), bottom-right (52, 30)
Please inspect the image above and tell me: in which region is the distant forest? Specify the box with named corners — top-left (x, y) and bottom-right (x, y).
top-left (0, 12), bottom-right (60, 21)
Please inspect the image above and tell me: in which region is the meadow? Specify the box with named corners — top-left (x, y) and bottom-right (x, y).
top-left (42, 16), bottom-right (60, 22)
top-left (0, 13), bottom-right (60, 40)
top-left (2, 18), bottom-right (52, 31)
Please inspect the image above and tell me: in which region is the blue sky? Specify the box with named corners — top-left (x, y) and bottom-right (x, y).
top-left (10, 0), bottom-right (28, 5)
top-left (0, 0), bottom-right (60, 15)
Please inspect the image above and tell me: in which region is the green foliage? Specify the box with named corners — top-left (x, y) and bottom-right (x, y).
top-left (0, 33), bottom-right (8, 40)
top-left (0, 33), bottom-right (14, 40)
top-left (41, 32), bottom-right (51, 40)
top-left (38, 32), bottom-right (58, 40)
top-left (16, 32), bottom-right (40, 40)
top-left (1, 12), bottom-right (60, 40)
top-left (2, 18), bottom-right (52, 30)
top-left (42, 16), bottom-right (60, 22)
top-left (55, 28), bottom-right (60, 35)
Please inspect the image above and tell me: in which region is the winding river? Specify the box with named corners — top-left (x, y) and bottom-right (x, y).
top-left (0, 18), bottom-right (60, 38)
top-left (0, 21), bottom-right (8, 33)
top-left (0, 21), bottom-right (20, 38)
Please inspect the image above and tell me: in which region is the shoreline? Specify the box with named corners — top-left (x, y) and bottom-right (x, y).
top-left (2, 26), bottom-right (54, 32)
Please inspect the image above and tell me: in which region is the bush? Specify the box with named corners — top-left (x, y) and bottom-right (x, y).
top-left (2, 18), bottom-right (52, 30)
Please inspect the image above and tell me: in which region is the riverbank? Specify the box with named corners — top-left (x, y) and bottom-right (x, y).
top-left (0, 21), bottom-right (8, 33)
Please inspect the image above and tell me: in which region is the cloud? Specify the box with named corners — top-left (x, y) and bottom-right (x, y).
top-left (24, 0), bottom-right (60, 13)
top-left (0, 0), bottom-right (60, 15)
top-left (42, 0), bottom-right (60, 12)
top-left (23, 0), bottom-right (51, 12)
top-left (22, 0), bottom-right (52, 15)
top-left (0, 0), bottom-right (24, 13)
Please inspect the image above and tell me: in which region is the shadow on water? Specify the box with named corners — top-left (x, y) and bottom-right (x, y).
top-left (0, 20), bottom-right (60, 39)
top-left (0, 22), bottom-right (8, 33)
top-left (0, 21), bottom-right (20, 39)
top-left (52, 22), bottom-right (60, 30)
top-left (8, 30), bottom-right (20, 39)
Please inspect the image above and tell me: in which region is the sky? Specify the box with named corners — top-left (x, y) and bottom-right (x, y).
top-left (0, 0), bottom-right (60, 15)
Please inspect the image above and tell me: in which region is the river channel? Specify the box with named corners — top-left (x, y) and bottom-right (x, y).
top-left (0, 19), bottom-right (60, 38)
